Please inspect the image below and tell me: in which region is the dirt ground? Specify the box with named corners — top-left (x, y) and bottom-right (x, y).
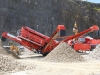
top-left (9, 54), bottom-right (100, 75)
top-left (1, 42), bottom-right (100, 75)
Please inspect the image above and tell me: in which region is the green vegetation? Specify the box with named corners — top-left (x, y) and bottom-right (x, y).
top-left (93, 7), bottom-right (100, 11)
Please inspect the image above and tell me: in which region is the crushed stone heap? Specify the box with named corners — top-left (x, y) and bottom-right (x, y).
top-left (0, 41), bottom-right (9, 55)
top-left (0, 54), bottom-right (35, 75)
top-left (0, 41), bottom-right (20, 59)
top-left (43, 42), bottom-right (84, 62)
top-left (85, 45), bottom-right (100, 61)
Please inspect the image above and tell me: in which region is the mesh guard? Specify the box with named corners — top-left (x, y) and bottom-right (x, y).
top-left (59, 30), bottom-right (66, 37)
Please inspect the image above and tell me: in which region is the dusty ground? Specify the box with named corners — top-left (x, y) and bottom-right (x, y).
top-left (7, 54), bottom-right (100, 75)
top-left (1, 42), bottom-right (100, 75)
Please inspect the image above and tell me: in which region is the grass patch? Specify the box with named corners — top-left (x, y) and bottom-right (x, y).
top-left (93, 7), bottom-right (100, 11)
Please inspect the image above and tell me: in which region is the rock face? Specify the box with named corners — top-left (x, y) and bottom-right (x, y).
top-left (0, 0), bottom-right (100, 37)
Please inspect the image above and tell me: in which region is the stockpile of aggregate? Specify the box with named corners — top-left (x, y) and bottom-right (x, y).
top-left (0, 41), bottom-right (20, 59)
top-left (0, 54), bottom-right (35, 75)
top-left (0, 41), bottom-right (9, 55)
top-left (84, 45), bottom-right (100, 61)
top-left (0, 41), bottom-right (35, 75)
top-left (43, 42), bottom-right (84, 62)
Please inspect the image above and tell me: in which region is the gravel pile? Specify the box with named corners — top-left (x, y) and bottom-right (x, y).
top-left (0, 41), bottom-right (36, 75)
top-left (0, 54), bottom-right (35, 75)
top-left (43, 42), bottom-right (84, 62)
top-left (84, 45), bottom-right (100, 61)
top-left (0, 42), bottom-right (9, 55)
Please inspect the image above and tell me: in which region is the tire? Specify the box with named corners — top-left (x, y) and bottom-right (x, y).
top-left (42, 52), bottom-right (49, 56)
top-left (90, 49), bottom-right (93, 51)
